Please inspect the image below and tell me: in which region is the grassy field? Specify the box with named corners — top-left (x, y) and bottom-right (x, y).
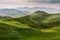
top-left (0, 11), bottom-right (60, 40)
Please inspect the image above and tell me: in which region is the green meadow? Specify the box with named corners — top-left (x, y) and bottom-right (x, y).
top-left (0, 11), bottom-right (60, 40)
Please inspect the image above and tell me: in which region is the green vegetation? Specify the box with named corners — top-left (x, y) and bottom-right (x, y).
top-left (0, 11), bottom-right (60, 40)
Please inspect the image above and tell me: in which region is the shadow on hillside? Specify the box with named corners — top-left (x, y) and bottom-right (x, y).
top-left (45, 20), bottom-right (60, 28)
top-left (43, 16), bottom-right (60, 28)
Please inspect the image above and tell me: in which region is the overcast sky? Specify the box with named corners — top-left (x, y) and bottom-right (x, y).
top-left (0, 0), bottom-right (60, 9)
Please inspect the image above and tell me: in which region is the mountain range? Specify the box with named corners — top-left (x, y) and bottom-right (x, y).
top-left (0, 9), bottom-right (30, 17)
top-left (16, 7), bottom-right (60, 13)
top-left (0, 7), bottom-right (60, 18)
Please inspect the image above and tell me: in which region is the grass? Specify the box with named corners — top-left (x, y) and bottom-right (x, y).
top-left (0, 18), bottom-right (60, 40)
top-left (0, 12), bottom-right (60, 40)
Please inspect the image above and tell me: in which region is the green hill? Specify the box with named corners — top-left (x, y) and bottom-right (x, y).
top-left (15, 11), bottom-right (60, 28)
top-left (0, 11), bottom-right (60, 40)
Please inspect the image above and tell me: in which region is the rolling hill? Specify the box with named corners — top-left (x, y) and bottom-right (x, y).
top-left (15, 11), bottom-right (60, 28)
top-left (0, 11), bottom-right (60, 40)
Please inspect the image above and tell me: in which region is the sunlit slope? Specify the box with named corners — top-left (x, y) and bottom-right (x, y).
top-left (0, 18), bottom-right (30, 28)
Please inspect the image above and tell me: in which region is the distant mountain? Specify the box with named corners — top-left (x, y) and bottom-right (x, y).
top-left (16, 7), bottom-right (60, 13)
top-left (0, 7), bottom-right (60, 18)
top-left (0, 9), bottom-right (30, 17)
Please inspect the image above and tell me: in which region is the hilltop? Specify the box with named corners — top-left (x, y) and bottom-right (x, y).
top-left (15, 11), bottom-right (60, 28)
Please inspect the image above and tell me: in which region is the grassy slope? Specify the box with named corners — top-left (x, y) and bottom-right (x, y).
top-left (0, 12), bottom-right (60, 40)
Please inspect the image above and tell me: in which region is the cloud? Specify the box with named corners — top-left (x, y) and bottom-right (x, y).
top-left (0, 0), bottom-right (27, 4)
top-left (0, 0), bottom-right (60, 9)
top-left (0, 0), bottom-right (60, 5)
top-left (50, 0), bottom-right (60, 3)
top-left (29, 0), bottom-right (60, 3)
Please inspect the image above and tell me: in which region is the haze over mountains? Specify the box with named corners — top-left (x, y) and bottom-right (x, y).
top-left (0, 7), bottom-right (60, 17)
top-left (16, 7), bottom-right (60, 13)
top-left (0, 9), bottom-right (30, 17)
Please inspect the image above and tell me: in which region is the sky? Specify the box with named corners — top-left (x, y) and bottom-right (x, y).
top-left (0, 0), bottom-right (60, 9)
top-left (0, 0), bottom-right (60, 13)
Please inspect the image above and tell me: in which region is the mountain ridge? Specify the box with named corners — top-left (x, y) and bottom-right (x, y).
top-left (0, 9), bottom-right (30, 17)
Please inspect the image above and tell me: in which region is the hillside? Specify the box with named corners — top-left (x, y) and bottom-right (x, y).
top-left (0, 11), bottom-right (60, 40)
top-left (15, 11), bottom-right (60, 28)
